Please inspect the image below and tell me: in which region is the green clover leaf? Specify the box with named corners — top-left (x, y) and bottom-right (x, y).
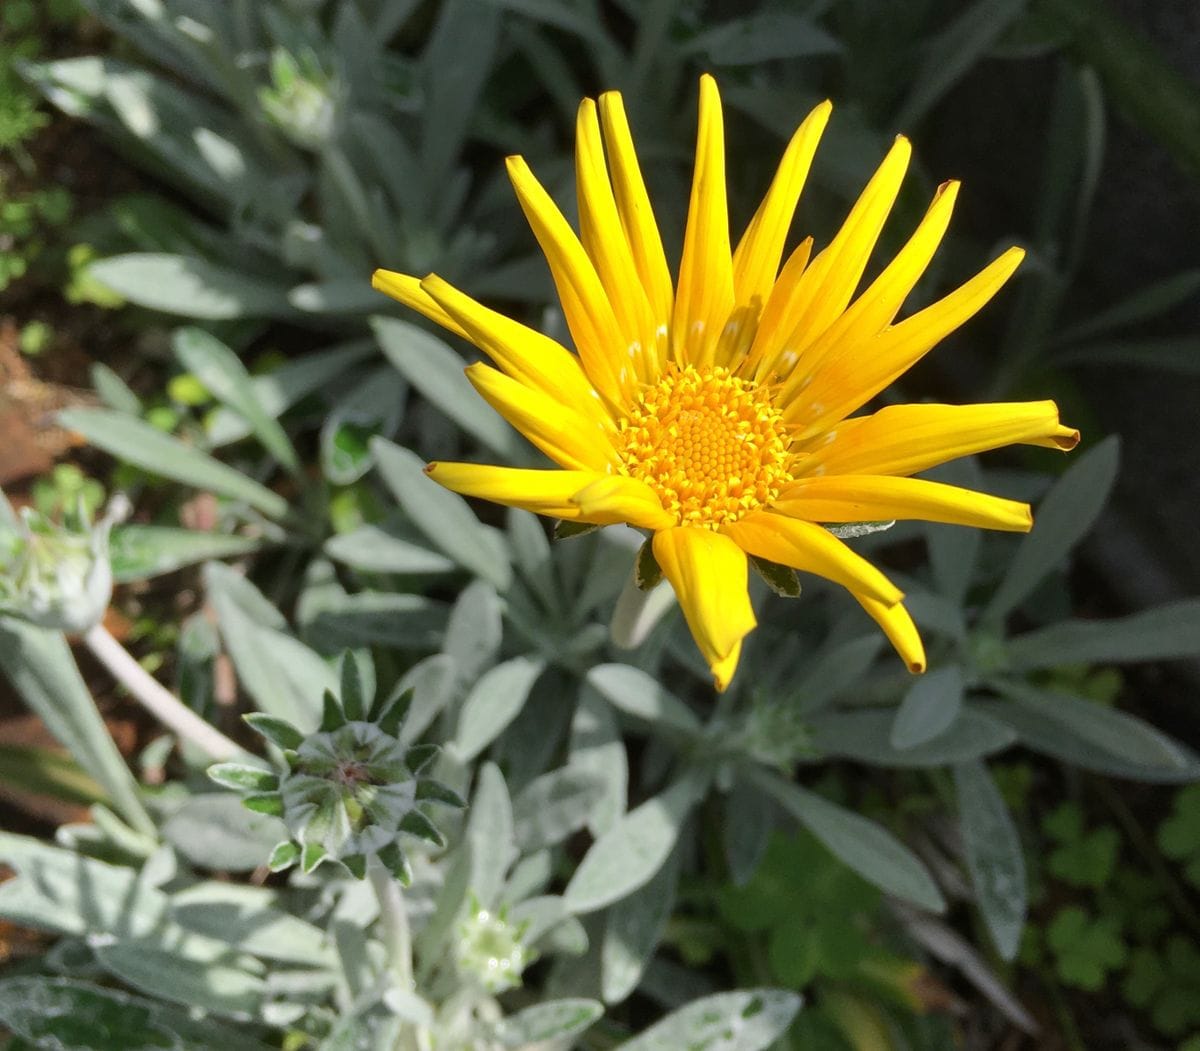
top-left (1159, 785), bottom-right (1200, 889)
top-left (1042, 802), bottom-right (1119, 889)
top-left (1047, 906), bottom-right (1127, 991)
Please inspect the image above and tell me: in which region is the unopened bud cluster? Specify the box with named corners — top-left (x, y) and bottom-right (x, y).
top-left (0, 494), bottom-right (127, 633)
top-left (259, 48), bottom-right (336, 149)
top-left (210, 654), bottom-right (464, 882)
top-left (455, 897), bottom-right (534, 994)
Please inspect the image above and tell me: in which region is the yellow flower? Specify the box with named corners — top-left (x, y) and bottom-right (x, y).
top-left (373, 75), bottom-right (1078, 692)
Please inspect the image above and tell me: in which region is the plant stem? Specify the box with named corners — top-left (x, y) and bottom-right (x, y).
top-left (369, 862), bottom-right (414, 993)
top-left (82, 623), bottom-right (249, 763)
top-left (1091, 775), bottom-right (1200, 939)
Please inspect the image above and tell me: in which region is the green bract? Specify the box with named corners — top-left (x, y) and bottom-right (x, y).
top-left (455, 898), bottom-right (534, 995)
top-left (209, 653), bottom-right (464, 882)
top-left (0, 495), bottom-right (125, 633)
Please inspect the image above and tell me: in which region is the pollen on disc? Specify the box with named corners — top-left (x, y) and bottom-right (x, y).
top-left (617, 364), bottom-right (792, 528)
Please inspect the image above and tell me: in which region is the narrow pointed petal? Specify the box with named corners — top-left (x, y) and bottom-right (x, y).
top-left (576, 98), bottom-right (660, 383)
top-left (506, 155), bottom-right (631, 405)
top-left (653, 526), bottom-right (755, 692)
top-left (774, 475), bottom-right (1032, 531)
top-left (800, 400), bottom-right (1079, 478)
top-left (745, 237), bottom-right (813, 379)
top-left (779, 180), bottom-right (959, 403)
top-left (465, 363), bottom-right (617, 472)
top-left (598, 90), bottom-right (674, 346)
top-left (372, 270), bottom-right (470, 340)
top-left (786, 246), bottom-right (1026, 437)
top-left (420, 274), bottom-right (611, 429)
top-left (424, 462), bottom-right (599, 518)
top-left (854, 592), bottom-right (926, 673)
top-left (672, 75), bottom-right (735, 369)
top-left (571, 475), bottom-right (675, 530)
top-left (733, 100), bottom-right (831, 309)
top-left (755, 136), bottom-right (912, 380)
top-left (722, 512), bottom-right (903, 607)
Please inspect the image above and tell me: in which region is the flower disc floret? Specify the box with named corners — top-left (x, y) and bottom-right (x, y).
top-left (617, 364), bottom-right (792, 528)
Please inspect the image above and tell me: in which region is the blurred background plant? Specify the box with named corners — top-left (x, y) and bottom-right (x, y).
top-left (1, 0), bottom-right (1199, 1049)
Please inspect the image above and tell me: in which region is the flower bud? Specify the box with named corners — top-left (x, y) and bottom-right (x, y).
top-left (0, 494), bottom-right (128, 633)
top-left (455, 898), bottom-right (533, 995)
top-left (210, 652), bottom-right (465, 881)
top-left (259, 48), bottom-right (337, 150)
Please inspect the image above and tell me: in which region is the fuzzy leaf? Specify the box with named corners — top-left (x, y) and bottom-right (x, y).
top-left (268, 841), bottom-right (300, 872)
top-left (59, 409), bottom-right (288, 519)
top-left (614, 989), bottom-right (802, 1051)
top-left (635, 540), bottom-right (663, 590)
top-left (242, 793), bottom-right (285, 818)
top-left (565, 773), bottom-right (707, 913)
top-left (891, 665), bottom-right (965, 749)
top-left (749, 556), bottom-right (802, 598)
top-left (321, 690), bottom-right (347, 732)
top-left (416, 780), bottom-right (467, 809)
top-left (339, 652), bottom-right (371, 722)
top-left (371, 438), bottom-right (512, 590)
top-left (400, 810), bottom-right (445, 847)
top-left (300, 841), bottom-right (326, 874)
top-left (376, 688), bottom-right (414, 738)
top-left (554, 520), bottom-right (600, 540)
top-left (453, 657), bottom-right (545, 763)
top-left (492, 999), bottom-right (603, 1047)
top-left (984, 436), bottom-right (1119, 622)
top-left (955, 761), bottom-right (1026, 960)
top-left (378, 842), bottom-right (412, 885)
top-left (207, 763), bottom-right (278, 793)
top-left (243, 713), bottom-right (303, 751)
top-left (756, 772), bottom-right (945, 913)
top-left (405, 743), bottom-right (438, 774)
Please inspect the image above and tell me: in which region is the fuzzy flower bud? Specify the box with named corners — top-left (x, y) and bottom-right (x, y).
top-left (209, 653), bottom-right (465, 881)
top-left (0, 494), bottom-right (128, 633)
top-left (259, 48), bottom-right (337, 150)
top-left (455, 897), bottom-right (534, 994)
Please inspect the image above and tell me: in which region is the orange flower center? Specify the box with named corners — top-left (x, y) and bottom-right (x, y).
top-left (617, 364), bottom-right (792, 528)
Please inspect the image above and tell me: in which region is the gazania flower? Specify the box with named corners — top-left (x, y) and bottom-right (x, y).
top-left (373, 75), bottom-right (1078, 691)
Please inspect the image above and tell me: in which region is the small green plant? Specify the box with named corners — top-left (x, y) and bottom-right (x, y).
top-left (1043, 801), bottom-right (1121, 889)
top-left (1159, 784), bottom-right (1200, 888)
top-left (1046, 906), bottom-right (1128, 991)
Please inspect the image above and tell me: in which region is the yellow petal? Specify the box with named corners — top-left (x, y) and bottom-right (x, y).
top-left (672, 74), bottom-right (735, 369)
top-left (506, 155), bottom-right (631, 406)
top-left (652, 526), bottom-right (756, 692)
top-left (785, 246), bottom-right (1026, 437)
top-left (372, 269), bottom-right (470, 341)
top-left (853, 592), bottom-right (926, 673)
top-left (722, 511), bottom-right (903, 606)
top-left (598, 90), bottom-right (673, 349)
top-left (420, 273), bottom-right (611, 430)
top-left (754, 136), bottom-right (912, 381)
top-left (425, 462), bottom-right (599, 519)
top-left (745, 237), bottom-right (813, 379)
top-left (570, 475), bottom-right (674, 530)
top-left (799, 400), bottom-right (1079, 477)
top-left (778, 180), bottom-right (959, 404)
top-left (710, 641), bottom-right (743, 695)
top-left (576, 98), bottom-right (661, 385)
top-left (774, 475), bottom-right (1032, 531)
top-left (465, 363), bottom-right (618, 472)
top-left (732, 100), bottom-right (831, 310)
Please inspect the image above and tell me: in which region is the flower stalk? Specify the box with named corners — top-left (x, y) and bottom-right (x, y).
top-left (83, 622), bottom-right (250, 763)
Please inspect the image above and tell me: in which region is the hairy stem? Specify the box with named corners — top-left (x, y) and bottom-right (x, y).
top-left (83, 623), bottom-right (249, 762)
top-left (370, 862), bottom-right (414, 992)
